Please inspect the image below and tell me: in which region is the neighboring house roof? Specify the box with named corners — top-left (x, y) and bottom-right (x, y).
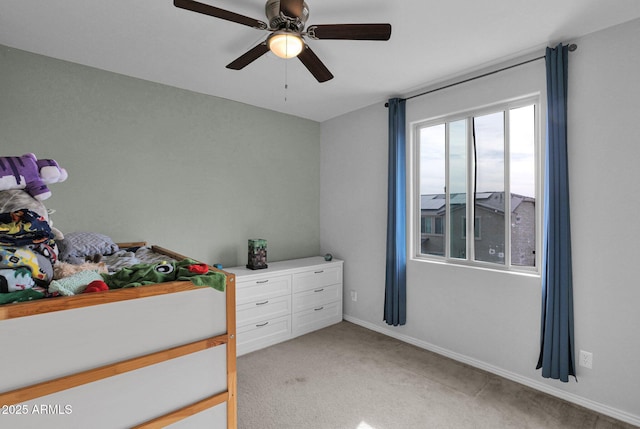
top-left (421, 195), bottom-right (445, 210)
top-left (421, 192), bottom-right (534, 214)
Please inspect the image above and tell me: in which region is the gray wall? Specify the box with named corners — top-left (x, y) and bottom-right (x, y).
top-left (0, 45), bottom-right (321, 268)
top-left (320, 18), bottom-right (640, 425)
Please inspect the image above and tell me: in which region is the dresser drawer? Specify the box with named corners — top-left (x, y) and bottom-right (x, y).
top-left (237, 295), bottom-right (291, 327)
top-left (292, 283), bottom-right (341, 313)
top-left (237, 315), bottom-right (291, 356)
top-left (292, 300), bottom-right (342, 337)
top-left (236, 274), bottom-right (291, 305)
top-left (292, 265), bottom-right (341, 293)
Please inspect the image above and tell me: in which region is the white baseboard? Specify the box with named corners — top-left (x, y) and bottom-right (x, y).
top-left (342, 315), bottom-right (640, 427)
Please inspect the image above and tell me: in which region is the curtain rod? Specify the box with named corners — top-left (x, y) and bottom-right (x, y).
top-left (385, 43), bottom-right (577, 106)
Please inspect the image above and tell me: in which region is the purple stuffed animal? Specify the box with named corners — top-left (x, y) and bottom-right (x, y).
top-left (0, 153), bottom-right (67, 200)
top-left (36, 158), bottom-right (68, 185)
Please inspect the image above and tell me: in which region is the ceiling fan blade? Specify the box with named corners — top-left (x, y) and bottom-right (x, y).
top-left (297, 44), bottom-right (333, 83)
top-left (174, 0), bottom-right (267, 29)
top-left (307, 23), bottom-right (392, 41)
top-left (226, 42), bottom-right (270, 70)
top-left (279, 0), bottom-right (304, 19)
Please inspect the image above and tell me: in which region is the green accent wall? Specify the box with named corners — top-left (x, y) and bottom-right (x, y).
top-left (0, 45), bottom-right (320, 267)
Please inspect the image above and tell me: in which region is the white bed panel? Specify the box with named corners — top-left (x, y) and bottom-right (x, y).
top-left (0, 287), bottom-right (226, 392)
top-left (0, 345), bottom-right (227, 429)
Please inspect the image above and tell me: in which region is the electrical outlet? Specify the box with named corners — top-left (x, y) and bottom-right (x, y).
top-left (350, 290), bottom-right (357, 302)
top-left (579, 350), bottom-right (593, 369)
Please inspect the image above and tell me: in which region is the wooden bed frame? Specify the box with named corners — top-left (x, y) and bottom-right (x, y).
top-left (0, 244), bottom-right (237, 428)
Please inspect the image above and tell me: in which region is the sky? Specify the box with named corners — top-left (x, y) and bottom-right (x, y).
top-left (419, 104), bottom-right (535, 199)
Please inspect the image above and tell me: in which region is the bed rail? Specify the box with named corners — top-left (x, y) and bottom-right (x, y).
top-left (0, 244), bottom-right (237, 428)
top-left (0, 280), bottom-right (203, 320)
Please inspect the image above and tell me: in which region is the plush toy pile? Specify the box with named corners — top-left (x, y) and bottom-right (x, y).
top-left (0, 153), bottom-right (68, 304)
top-left (0, 153), bottom-right (225, 305)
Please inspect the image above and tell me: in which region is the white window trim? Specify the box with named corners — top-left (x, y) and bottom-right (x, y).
top-left (408, 94), bottom-right (542, 274)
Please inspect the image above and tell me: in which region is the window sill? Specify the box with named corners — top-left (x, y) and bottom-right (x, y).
top-left (410, 255), bottom-right (541, 278)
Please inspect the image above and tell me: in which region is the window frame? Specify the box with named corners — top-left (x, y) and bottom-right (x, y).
top-left (410, 95), bottom-right (542, 274)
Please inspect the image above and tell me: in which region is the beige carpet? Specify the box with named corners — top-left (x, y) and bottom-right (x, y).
top-left (237, 321), bottom-right (636, 429)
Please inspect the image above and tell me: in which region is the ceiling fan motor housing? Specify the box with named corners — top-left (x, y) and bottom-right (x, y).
top-left (265, 0), bottom-right (309, 31)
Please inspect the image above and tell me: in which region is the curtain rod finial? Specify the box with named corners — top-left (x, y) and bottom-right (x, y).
top-left (568, 43), bottom-right (577, 52)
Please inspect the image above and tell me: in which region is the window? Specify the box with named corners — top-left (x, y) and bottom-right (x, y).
top-left (414, 97), bottom-right (538, 270)
top-left (421, 216), bottom-right (432, 234)
top-left (462, 217), bottom-right (481, 239)
top-left (421, 215), bottom-right (444, 235)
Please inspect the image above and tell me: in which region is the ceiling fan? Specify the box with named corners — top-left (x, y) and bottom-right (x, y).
top-left (174, 0), bottom-right (392, 82)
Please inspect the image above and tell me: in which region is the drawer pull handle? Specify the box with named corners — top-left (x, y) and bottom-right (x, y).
top-left (314, 306), bottom-right (324, 311)
top-left (256, 322), bottom-right (269, 327)
top-left (314, 288), bottom-right (324, 293)
top-left (314, 270), bottom-right (324, 274)
top-left (256, 280), bottom-right (269, 284)
top-left (256, 300), bottom-right (269, 306)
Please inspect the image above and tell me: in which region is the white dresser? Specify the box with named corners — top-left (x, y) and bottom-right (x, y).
top-left (226, 256), bottom-right (343, 356)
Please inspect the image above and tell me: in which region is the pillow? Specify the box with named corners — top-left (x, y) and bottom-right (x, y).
top-left (64, 232), bottom-right (119, 257)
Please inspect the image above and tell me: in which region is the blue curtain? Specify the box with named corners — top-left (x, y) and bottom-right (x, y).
top-left (384, 98), bottom-right (407, 326)
top-left (536, 44), bottom-right (575, 381)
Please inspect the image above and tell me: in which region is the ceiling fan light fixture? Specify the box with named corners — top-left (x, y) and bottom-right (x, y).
top-left (268, 31), bottom-right (304, 59)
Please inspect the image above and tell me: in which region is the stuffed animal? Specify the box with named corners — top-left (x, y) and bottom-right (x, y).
top-left (102, 259), bottom-right (226, 291)
top-left (48, 270), bottom-right (104, 296)
top-left (0, 189), bottom-right (49, 221)
top-left (0, 153), bottom-right (67, 200)
top-left (36, 158), bottom-right (68, 185)
top-left (53, 261), bottom-right (108, 280)
top-left (83, 280), bottom-right (109, 293)
top-left (0, 267), bottom-right (36, 293)
top-left (0, 190), bottom-right (62, 239)
top-left (0, 246), bottom-right (53, 284)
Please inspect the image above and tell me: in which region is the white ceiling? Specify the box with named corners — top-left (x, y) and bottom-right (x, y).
top-left (1, 0), bottom-right (640, 122)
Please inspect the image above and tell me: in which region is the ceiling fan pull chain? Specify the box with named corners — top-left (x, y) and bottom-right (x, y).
top-left (284, 60), bottom-right (289, 103)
